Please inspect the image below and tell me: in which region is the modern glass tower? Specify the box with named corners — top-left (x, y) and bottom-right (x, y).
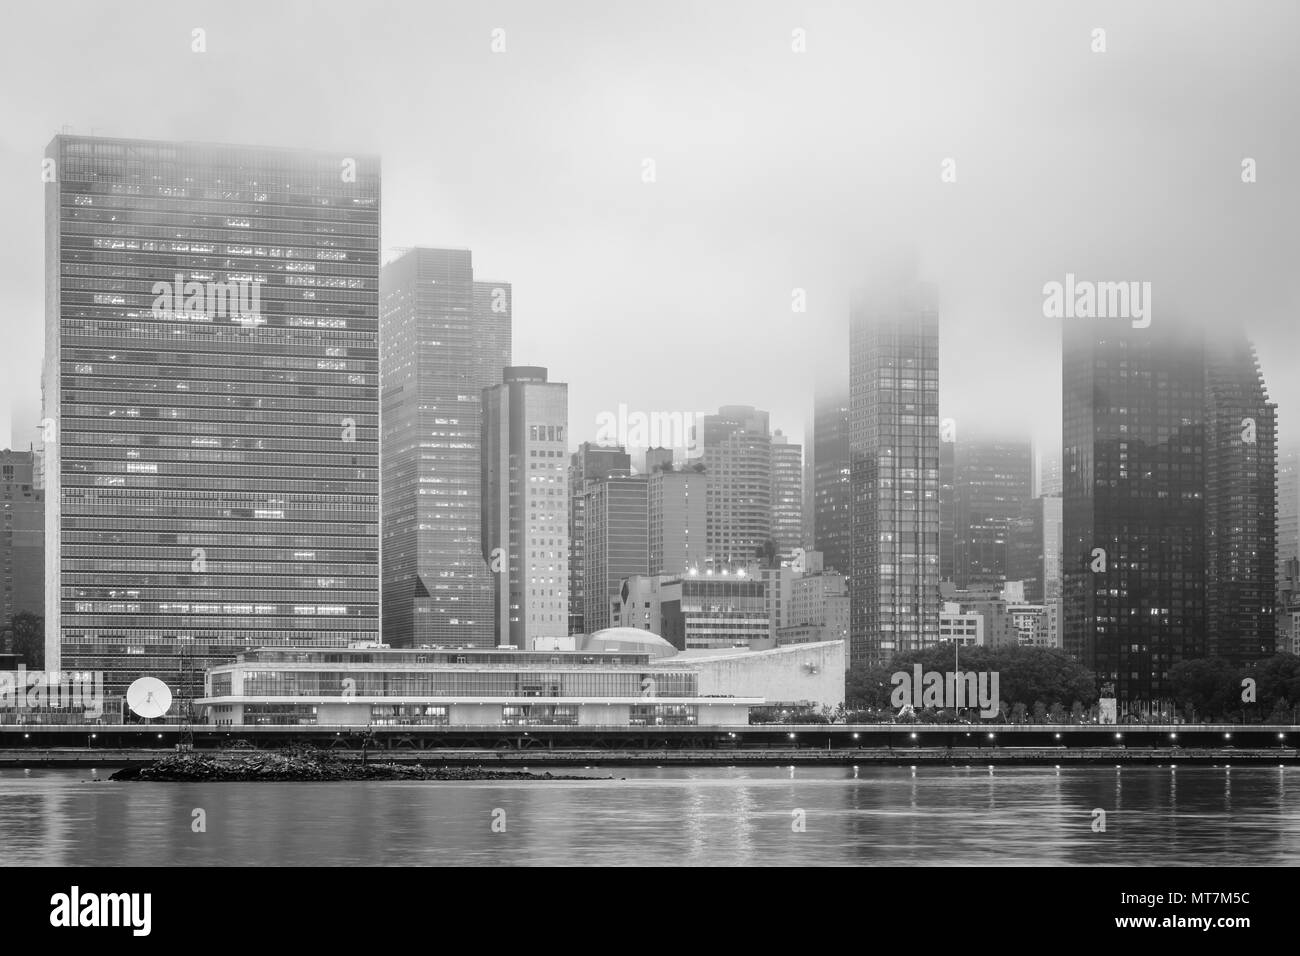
top-left (582, 475), bottom-right (649, 633)
top-left (953, 437), bottom-right (1033, 590)
top-left (848, 282), bottom-right (941, 668)
top-left (812, 388), bottom-right (851, 575)
top-left (769, 430), bottom-right (804, 565)
top-left (380, 248), bottom-right (510, 648)
top-left (1062, 322), bottom-right (1206, 704)
top-left (1204, 337), bottom-right (1277, 663)
top-left (43, 135), bottom-right (381, 700)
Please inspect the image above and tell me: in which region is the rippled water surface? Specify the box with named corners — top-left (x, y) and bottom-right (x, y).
top-left (1, 765), bottom-right (1297, 865)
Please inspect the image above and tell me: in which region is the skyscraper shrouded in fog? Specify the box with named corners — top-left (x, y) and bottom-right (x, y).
top-left (849, 282), bottom-right (941, 668)
top-left (481, 366), bottom-right (568, 648)
top-left (1063, 321), bottom-right (1277, 704)
top-left (1204, 338), bottom-right (1276, 662)
top-left (811, 388), bottom-right (851, 575)
top-left (43, 135), bottom-right (381, 698)
top-left (380, 248), bottom-right (510, 648)
top-left (953, 437), bottom-right (1033, 590)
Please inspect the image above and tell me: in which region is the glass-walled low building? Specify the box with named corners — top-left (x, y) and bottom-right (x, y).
top-left (198, 630), bottom-right (845, 728)
top-left (199, 637), bottom-right (753, 728)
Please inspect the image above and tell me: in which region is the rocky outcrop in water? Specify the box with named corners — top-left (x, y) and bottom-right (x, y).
top-left (110, 751), bottom-right (593, 782)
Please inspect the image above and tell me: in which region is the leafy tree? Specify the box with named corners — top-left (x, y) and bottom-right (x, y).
top-left (844, 662), bottom-right (897, 709)
top-left (1169, 657), bottom-right (1242, 722)
top-left (6, 612), bottom-right (43, 668)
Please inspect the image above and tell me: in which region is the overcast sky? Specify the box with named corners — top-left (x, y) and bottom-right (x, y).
top-left (2, 0), bottom-right (1296, 459)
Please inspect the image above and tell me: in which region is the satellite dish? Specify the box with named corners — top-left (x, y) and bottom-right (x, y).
top-left (126, 677), bottom-right (173, 719)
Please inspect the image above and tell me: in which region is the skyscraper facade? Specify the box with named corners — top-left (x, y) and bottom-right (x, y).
top-left (380, 248), bottom-right (510, 648)
top-left (647, 459), bottom-right (706, 576)
top-left (481, 367), bottom-right (568, 648)
top-left (849, 283), bottom-right (941, 668)
top-left (43, 135), bottom-right (381, 698)
top-left (567, 442), bottom-right (631, 635)
top-left (1204, 339), bottom-right (1277, 662)
top-left (702, 406), bottom-right (771, 568)
top-left (938, 432), bottom-right (955, 583)
top-left (769, 430), bottom-right (804, 564)
top-left (582, 475), bottom-right (648, 633)
top-left (812, 389), bottom-right (851, 575)
top-left (953, 438), bottom-right (1033, 590)
top-left (1062, 323), bottom-right (1206, 703)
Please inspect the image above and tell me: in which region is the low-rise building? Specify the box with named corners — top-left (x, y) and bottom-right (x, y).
top-left (198, 631), bottom-right (845, 728)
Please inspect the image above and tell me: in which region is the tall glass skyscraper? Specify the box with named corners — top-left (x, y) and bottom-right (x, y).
top-left (380, 248), bottom-right (510, 648)
top-left (848, 282), bottom-right (941, 668)
top-left (1064, 322), bottom-right (1278, 701)
top-left (811, 388), bottom-right (851, 576)
top-left (43, 135), bottom-right (380, 700)
top-left (952, 437), bottom-right (1033, 590)
top-left (1205, 337), bottom-right (1277, 663)
top-left (1062, 322), bottom-right (1205, 704)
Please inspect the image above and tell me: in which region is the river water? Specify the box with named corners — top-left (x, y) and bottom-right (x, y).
top-left (1, 764), bottom-right (1296, 866)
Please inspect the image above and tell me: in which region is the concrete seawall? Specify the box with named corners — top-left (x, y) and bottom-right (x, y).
top-left (1, 747), bottom-right (1295, 769)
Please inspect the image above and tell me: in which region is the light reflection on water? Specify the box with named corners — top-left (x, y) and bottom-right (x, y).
top-left (0, 765), bottom-right (1295, 866)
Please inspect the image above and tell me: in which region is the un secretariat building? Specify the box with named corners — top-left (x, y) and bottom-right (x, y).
top-left (42, 135), bottom-right (381, 702)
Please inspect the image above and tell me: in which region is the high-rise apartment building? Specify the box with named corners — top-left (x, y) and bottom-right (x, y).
top-left (481, 367), bottom-right (568, 648)
top-left (1063, 323), bottom-right (1205, 702)
top-left (702, 406), bottom-right (771, 568)
top-left (567, 442), bottom-right (631, 635)
top-left (1064, 324), bottom-right (1278, 698)
top-left (769, 430), bottom-right (804, 564)
top-left (647, 456), bottom-right (706, 576)
top-left (582, 475), bottom-right (648, 633)
top-left (953, 438), bottom-right (1033, 590)
top-left (939, 433), bottom-right (955, 583)
top-left (43, 135), bottom-right (381, 698)
top-left (380, 248), bottom-right (510, 648)
top-left (849, 282), bottom-right (941, 668)
top-left (812, 389), bottom-right (851, 575)
top-left (1204, 339), bottom-right (1277, 661)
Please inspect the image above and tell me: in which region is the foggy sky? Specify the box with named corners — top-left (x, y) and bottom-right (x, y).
top-left (2, 0), bottom-right (1296, 459)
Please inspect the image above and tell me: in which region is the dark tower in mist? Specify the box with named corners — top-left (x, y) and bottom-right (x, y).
top-left (1204, 338), bottom-right (1277, 662)
top-left (380, 248), bottom-right (510, 648)
top-left (953, 438), bottom-right (1033, 590)
top-left (849, 282), bottom-right (940, 668)
top-left (812, 388), bottom-right (851, 575)
top-left (1064, 321), bottom-right (1279, 702)
top-left (1063, 323), bottom-right (1206, 704)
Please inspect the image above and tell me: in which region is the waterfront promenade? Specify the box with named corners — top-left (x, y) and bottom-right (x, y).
top-left (1, 723), bottom-right (1296, 766)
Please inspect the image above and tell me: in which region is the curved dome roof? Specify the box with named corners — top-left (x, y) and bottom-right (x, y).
top-left (582, 627), bottom-right (678, 659)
